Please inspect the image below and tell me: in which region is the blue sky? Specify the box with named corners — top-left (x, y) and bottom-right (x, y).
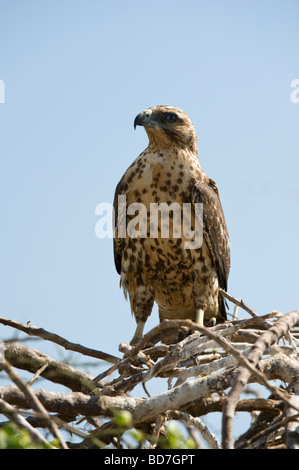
top-left (0, 0), bottom-right (299, 436)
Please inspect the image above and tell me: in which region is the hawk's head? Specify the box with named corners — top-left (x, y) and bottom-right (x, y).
top-left (134, 105), bottom-right (198, 153)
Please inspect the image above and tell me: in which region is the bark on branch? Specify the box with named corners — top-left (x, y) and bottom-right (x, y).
top-left (0, 302), bottom-right (298, 449)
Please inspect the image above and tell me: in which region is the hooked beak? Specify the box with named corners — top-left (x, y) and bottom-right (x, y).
top-left (134, 108), bottom-right (153, 130)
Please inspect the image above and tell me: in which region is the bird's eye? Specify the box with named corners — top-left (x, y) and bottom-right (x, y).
top-left (166, 113), bottom-right (178, 123)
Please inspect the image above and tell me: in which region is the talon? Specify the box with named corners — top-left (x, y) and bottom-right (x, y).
top-left (207, 317), bottom-right (217, 327)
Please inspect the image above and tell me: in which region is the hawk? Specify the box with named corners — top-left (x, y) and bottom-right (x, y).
top-left (113, 105), bottom-right (230, 345)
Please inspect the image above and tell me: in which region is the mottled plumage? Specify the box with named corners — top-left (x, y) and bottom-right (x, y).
top-left (113, 105), bottom-right (230, 344)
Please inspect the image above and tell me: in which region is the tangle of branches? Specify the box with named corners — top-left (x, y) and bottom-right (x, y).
top-left (0, 291), bottom-right (298, 449)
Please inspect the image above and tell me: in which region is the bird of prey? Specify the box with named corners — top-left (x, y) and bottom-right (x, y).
top-left (113, 105), bottom-right (230, 345)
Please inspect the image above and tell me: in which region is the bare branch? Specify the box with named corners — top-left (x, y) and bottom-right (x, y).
top-left (1, 307), bottom-right (298, 449)
top-left (4, 342), bottom-right (96, 392)
top-left (283, 381), bottom-right (299, 449)
top-left (0, 316), bottom-right (120, 364)
top-left (222, 310), bottom-right (299, 449)
top-left (218, 288), bottom-right (259, 317)
top-left (169, 411), bottom-right (221, 449)
top-left (0, 397), bottom-right (54, 447)
top-left (2, 360), bottom-right (68, 449)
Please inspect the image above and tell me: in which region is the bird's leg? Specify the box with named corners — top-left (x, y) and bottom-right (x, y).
top-left (195, 309), bottom-right (205, 326)
top-left (130, 286), bottom-right (154, 346)
top-left (192, 280), bottom-right (207, 327)
top-left (195, 309), bottom-right (217, 327)
top-left (130, 321), bottom-right (145, 346)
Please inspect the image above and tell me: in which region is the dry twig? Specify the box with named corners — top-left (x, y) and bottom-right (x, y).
top-left (0, 299), bottom-right (298, 449)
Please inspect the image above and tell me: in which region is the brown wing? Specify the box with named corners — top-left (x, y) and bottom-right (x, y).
top-left (113, 180), bottom-right (126, 275)
top-left (192, 178), bottom-right (230, 316)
